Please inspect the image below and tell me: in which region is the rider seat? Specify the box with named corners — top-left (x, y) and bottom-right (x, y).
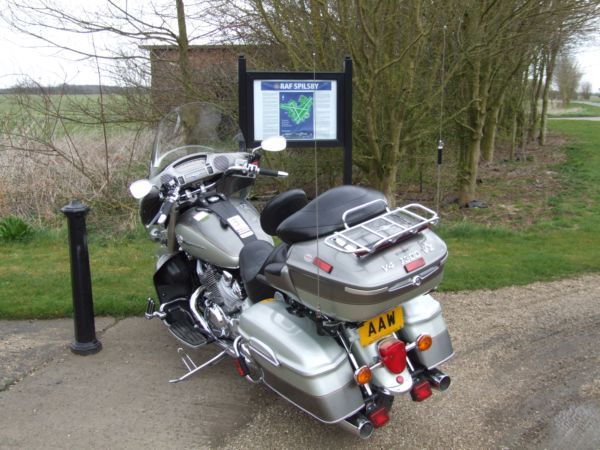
top-left (239, 241), bottom-right (288, 303)
top-left (276, 185), bottom-right (387, 244)
top-left (260, 189), bottom-right (308, 236)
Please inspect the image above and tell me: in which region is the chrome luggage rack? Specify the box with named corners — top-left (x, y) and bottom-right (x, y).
top-left (324, 200), bottom-right (439, 255)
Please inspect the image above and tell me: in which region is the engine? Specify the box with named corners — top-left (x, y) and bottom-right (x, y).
top-left (198, 264), bottom-right (244, 338)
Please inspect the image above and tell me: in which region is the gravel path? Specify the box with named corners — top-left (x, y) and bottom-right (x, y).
top-left (1, 274), bottom-right (599, 449)
top-left (222, 274), bottom-right (600, 449)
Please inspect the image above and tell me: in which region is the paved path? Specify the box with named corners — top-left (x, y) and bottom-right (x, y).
top-left (548, 116), bottom-right (600, 121)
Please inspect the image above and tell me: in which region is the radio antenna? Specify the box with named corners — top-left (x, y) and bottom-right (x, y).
top-left (435, 25), bottom-right (447, 211)
top-left (312, 50), bottom-right (322, 314)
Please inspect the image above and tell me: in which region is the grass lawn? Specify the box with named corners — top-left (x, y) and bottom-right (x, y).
top-left (0, 229), bottom-right (155, 319)
top-left (439, 119), bottom-right (600, 291)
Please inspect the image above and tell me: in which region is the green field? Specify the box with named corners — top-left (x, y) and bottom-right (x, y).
top-left (0, 93), bottom-right (135, 137)
top-left (0, 119), bottom-right (599, 319)
top-left (547, 101), bottom-right (600, 117)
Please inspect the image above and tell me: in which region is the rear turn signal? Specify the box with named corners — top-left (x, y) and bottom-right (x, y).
top-left (378, 338), bottom-right (407, 374)
top-left (410, 379), bottom-right (433, 402)
top-left (417, 334), bottom-right (433, 352)
top-left (354, 366), bottom-right (373, 385)
top-left (368, 406), bottom-right (390, 428)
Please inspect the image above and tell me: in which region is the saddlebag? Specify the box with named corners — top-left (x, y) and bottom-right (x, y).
top-left (399, 294), bottom-right (454, 369)
top-left (237, 299), bottom-right (364, 423)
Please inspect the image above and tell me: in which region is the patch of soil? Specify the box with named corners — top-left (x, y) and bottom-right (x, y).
top-left (438, 134), bottom-right (567, 229)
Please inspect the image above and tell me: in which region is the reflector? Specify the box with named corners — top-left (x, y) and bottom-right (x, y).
top-left (410, 379), bottom-right (432, 402)
top-left (404, 257), bottom-right (426, 273)
top-left (368, 406), bottom-right (390, 428)
top-left (313, 257), bottom-right (333, 273)
top-left (233, 359), bottom-right (248, 377)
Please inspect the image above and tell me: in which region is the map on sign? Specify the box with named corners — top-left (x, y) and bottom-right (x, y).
top-left (281, 94), bottom-right (313, 124)
top-left (280, 92), bottom-right (314, 139)
top-left (253, 80), bottom-right (337, 141)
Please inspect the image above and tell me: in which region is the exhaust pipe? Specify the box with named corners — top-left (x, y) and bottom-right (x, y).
top-left (338, 415), bottom-right (374, 439)
top-left (425, 368), bottom-right (451, 391)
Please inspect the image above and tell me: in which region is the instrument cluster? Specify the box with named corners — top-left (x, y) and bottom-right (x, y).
top-left (159, 152), bottom-right (248, 187)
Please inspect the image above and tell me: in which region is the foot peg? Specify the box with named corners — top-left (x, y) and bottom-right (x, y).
top-left (169, 348), bottom-right (227, 383)
top-left (145, 298), bottom-right (166, 320)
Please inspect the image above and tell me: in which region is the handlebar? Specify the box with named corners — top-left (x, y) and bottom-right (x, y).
top-left (153, 185), bottom-right (180, 226)
top-left (157, 196), bottom-right (175, 225)
top-left (257, 167), bottom-right (289, 178)
top-left (148, 164), bottom-right (287, 228)
top-left (227, 165), bottom-right (288, 178)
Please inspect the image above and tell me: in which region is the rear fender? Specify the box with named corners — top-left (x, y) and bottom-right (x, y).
top-left (345, 329), bottom-right (413, 395)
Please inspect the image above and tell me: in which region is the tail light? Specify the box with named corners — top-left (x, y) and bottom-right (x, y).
top-left (378, 338), bottom-right (407, 374)
top-left (410, 379), bottom-right (433, 402)
top-left (368, 406), bottom-right (390, 428)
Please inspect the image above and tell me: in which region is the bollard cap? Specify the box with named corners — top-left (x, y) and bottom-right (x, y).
top-left (61, 200), bottom-right (90, 216)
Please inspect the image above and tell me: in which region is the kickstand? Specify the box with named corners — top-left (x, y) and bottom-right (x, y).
top-left (169, 347), bottom-right (228, 384)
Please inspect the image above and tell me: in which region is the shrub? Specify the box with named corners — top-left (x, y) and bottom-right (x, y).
top-left (0, 216), bottom-right (33, 241)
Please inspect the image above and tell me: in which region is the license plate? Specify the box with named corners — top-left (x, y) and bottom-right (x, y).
top-left (358, 306), bottom-right (404, 347)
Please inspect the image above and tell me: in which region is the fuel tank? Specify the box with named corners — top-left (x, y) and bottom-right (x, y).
top-left (175, 198), bottom-right (272, 268)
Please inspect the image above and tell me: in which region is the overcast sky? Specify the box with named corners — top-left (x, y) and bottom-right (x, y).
top-left (0, 5), bottom-right (599, 92)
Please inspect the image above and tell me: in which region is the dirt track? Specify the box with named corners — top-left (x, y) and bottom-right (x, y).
top-left (1, 274), bottom-right (599, 449)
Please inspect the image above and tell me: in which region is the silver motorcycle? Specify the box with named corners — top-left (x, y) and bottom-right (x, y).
top-left (130, 102), bottom-right (453, 439)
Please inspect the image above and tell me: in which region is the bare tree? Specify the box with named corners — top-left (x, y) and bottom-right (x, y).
top-left (580, 81), bottom-right (592, 99)
top-left (555, 53), bottom-right (583, 106)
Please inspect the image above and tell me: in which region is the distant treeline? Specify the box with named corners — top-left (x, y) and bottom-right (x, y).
top-left (0, 84), bottom-right (129, 95)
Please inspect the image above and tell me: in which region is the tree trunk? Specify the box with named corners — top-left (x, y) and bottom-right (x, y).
top-left (527, 58), bottom-right (544, 143)
top-left (176, 0), bottom-right (194, 103)
top-left (456, 56), bottom-right (488, 206)
top-left (481, 97), bottom-right (503, 163)
top-left (509, 112), bottom-right (518, 161)
top-left (518, 107), bottom-right (526, 160)
top-left (378, 164), bottom-right (399, 207)
top-left (539, 45), bottom-right (558, 145)
top-left (458, 132), bottom-right (482, 206)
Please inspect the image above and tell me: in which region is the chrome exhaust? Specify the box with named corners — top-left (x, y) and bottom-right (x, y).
top-left (425, 368), bottom-right (451, 391)
top-left (338, 415), bottom-right (374, 439)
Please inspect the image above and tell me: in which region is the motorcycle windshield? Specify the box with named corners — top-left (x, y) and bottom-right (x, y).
top-left (150, 103), bottom-right (245, 176)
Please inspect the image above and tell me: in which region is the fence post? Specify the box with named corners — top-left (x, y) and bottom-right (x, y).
top-left (61, 200), bottom-right (102, 355)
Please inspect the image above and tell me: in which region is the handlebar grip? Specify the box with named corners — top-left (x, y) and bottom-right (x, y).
top-left (157, 197), bottom-right (175, 225)
top-left (258, 168), bottom-right (288, 178)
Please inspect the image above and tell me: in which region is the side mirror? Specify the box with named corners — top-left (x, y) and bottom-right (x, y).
top-left (129, 179), bottom-right (153, 199)
top-left (259, 135), bottom-right (287, 152)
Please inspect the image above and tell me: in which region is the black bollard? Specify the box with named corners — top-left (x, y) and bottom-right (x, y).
top-left (61, 200), bottom-right (102, 355)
